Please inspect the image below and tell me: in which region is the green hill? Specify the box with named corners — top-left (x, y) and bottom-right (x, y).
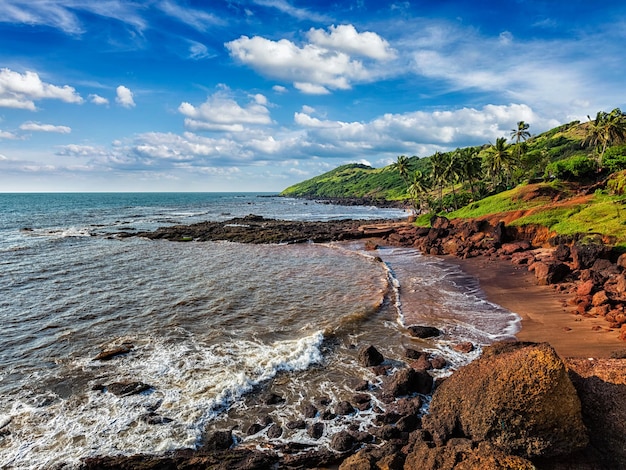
top-left (281, 112), bottom-right (626, 246)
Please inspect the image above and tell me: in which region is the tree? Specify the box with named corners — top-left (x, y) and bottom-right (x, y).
top-left (429, 151), bottom-right (448, 209)
top-left (584, 108), bottom-right (626, 168)
top-left (455, 147), bottom-right (482, 195)
top-left (482, 137), bottom-right (516, 188)
top-left (510, 121), bottom-right (531, 144)
top-left (391, 155), bottom-right (412, 186)
top-left (407, 170), bottom-right (430, 213)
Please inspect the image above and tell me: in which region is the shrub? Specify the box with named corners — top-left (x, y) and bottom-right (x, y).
top-left (607, 171), bottom-right (626, 195)
top-left (603, 145), bottom-right (626, 173)
top-left (544, 155), bottom-right (597, 181)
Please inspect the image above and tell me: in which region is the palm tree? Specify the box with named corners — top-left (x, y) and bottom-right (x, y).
top-left (455, 147), bottom-right (482, 195)
top-left (510, 121), bottom-right (531, 144)
top-left (429, 151), bottom-right (447, 209)
top-left (391, 155), bottom-right (412, 186)
top-left (584, 108), bottom-right (626, 168)
top-left (483, 137), bottom-right (515, 188)
top-left (407, 170), bottom-right (430, 213)
top-left (510, 121), bottom-right (531, 163)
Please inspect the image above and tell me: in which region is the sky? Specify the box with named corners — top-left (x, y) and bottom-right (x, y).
top-left (0, 0), bottom-right (625, 192)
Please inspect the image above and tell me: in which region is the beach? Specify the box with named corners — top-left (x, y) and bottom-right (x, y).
top-left (446, 255), bottom-right (625, 359)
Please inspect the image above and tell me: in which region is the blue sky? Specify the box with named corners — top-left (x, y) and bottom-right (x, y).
top-left (1, 0), bottom-right (625, 192)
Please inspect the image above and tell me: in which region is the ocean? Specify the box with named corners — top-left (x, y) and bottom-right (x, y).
top-left (0, 193), bottom-right (520, 469)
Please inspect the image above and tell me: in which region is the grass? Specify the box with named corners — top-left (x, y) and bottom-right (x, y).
top-left (510, 193), bottom-right (626, 246)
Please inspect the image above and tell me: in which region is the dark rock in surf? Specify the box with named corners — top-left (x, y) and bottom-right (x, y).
top-left (107, 381), bottom-right (152, 397)
top-left (335, 401), bottom-right (356, 416)
top-left (303, 404), bottom-right (318, 419)
top-left (202, 429), bottom-right (234, 451)
top-left (382, 368), bottom-right (433, 399)
top-left (140, 413), bottom-right (173, 425)
top-left (262, 392), bottom-right (285, 405)
top-left (407, 325), bottom-right (441, 339)
top-left (331, 430), bottom-right (356, 452)
top-left (267, 424), bottom-right (283, 438)
top-left (286, 420), bottom-right (306, 430)
top-left (308, 422), bottom-right (325, 439)
top-left (358, 345), bottom-right (384, 367)
top-left (93, 342), bottom-right (134, 361)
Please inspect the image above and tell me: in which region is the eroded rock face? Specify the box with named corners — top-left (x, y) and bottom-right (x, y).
top-left (423, 341), bottom-right (588, 459)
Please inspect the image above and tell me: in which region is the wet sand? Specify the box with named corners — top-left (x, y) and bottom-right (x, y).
top-left (444, 255), bottom-right (625, 359)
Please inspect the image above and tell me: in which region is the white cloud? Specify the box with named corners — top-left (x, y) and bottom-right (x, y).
top-left (252, 0), bottom-right (330, 22)
top-left (0, 129), bottom-right (18, 140)
top-left (272, 85), bottom-right (288, 93)
top-left (301, 105), bottom-right (315, 114)
top-left (178, 90), bottom-right (272, 132)
top-left (89, 94), bottom-right (109, 105)
top-left (20, 122), bottom-right (72, 133)
top-left (306, 24), bottom-right (396, 60)
top-left (0, 0), bottom-right (146, 35)
top-left (187, 40), bottom-right (214, 60)
top-left (157, 1), bottom-right (221, 31)
top-left (56, 144), bottom-right (111, 157)
top-left (226, 24), bottom-right (393, 94)
top-left (0, 68), bottom-right (83, 110)
top-left (115, 85), bottom-right (135, 108)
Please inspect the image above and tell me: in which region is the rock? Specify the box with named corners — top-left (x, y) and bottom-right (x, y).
top-left (453, 342), bottom-right (474, 353)
top-left (262, 392), bottom-right (285, 405)
top-left (423, 342), bottom-right (588, 459)
top-left (407, 325), bottom-right (441, 338)
top-left (267, 424), bottom-right (283, 438)
top-left (554, 243), bottom-right (571, 262)
top-left (94, 342), bottom-right (134, 361)
top-left (409, 355), bottom-right (432, 371)
top-left (382, 368), bottom-right (433, 399)
top-left (107, 381), bottom-right (152, 397)
top-left (338, 452), bottom-right (375, 470)
top-left (354, 380), bottom-right (370, 391)
top-left (330, 430), bottom-right (356, 452)
top-left (617, 253), bottom-right (626, 269)
top-left (286, 420), bottom-right (306, 430)
top-left (307, 422), bottom-right (324, 439)
top-left (140, 413), bottom-right (173, 425)
top-left (534, 261), bottom-right (570, 285)
top-left (430, 355), bottom-right (448, 369)
top-left (335, 401), bottom-right (356, 416)
top-left (492, 221), bottom-right (507, 245)
top-left (404, 440), bottom-right (535, 470)
top-left (202, 429), bottom-right (233, 451)
top-left (592, 290), bottom-right (609, 307)
top-left (246, 423), bottom-right (265, 435)
top-left (500, 241), bottom-right (531, 255)
top-left (571, 243), bottom-right (610, 270)
top-left (405, 348), bottom-right (425, 360)
top-left (358, 345), bottom-right (385, 367)
top-left (430, 215), bottom-right (450, 230)
top-left (303, 404), bottom-right (318, 419)
top-left (577, 279), bottom-right (596, 296)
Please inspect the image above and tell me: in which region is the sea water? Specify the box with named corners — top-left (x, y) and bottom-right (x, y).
top-left (0, 193), bottom-right (519, 469)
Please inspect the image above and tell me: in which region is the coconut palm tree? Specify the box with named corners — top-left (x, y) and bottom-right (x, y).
top-left (483, 137), bottom-right (515, 189)
top-left (455, 147), bottom-right (482, 195)
top-left (429, 151), bottom-right (448, 209)
top-left (510, 121), bottom-right (531, 144)
top-left (585, 108), bottom-right (626, 168)
top-left (391, 155), bottom-right (412, 186)
top-left (407, 170), bottom-right (430, 213)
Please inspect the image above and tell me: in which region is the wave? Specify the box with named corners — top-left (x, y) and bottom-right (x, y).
top-left (0, 332), bottom-right (325, 470)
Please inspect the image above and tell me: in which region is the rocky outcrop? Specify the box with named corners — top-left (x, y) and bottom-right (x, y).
top-left (422, 342), bottom-right (588, 459)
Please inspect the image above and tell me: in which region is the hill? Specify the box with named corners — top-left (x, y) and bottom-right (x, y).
top-left (281, 112), bottom-right (626, 247)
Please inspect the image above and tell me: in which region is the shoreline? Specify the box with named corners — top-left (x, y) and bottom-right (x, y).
top-left (444, 255), bottom-right (625, 358)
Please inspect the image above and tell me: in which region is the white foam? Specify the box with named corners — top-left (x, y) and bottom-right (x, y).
top-left (0, 332), bottom-right (325, 470)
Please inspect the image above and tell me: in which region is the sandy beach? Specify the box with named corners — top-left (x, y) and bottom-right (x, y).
top-left (445, 255), bottom-right (626, 358)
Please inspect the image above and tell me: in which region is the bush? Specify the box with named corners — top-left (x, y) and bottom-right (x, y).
top-left (607, 171), bottom-right (626, 195)
top-left (544, 155), bottom-right (597, 181)
top-left (603, 145), bottom-right (626, 173)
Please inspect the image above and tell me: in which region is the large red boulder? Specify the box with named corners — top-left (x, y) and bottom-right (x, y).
top-left (422, 342), bottom-right (588, 459)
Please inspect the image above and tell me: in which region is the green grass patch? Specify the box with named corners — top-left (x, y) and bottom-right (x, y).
top-left (510, 193), bottom-right (626, 246)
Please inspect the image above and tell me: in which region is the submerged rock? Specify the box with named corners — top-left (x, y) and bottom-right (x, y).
top-left (358, 345), bottom-right (384, 367)
top-left (407, 325), bottom-right (441, 338)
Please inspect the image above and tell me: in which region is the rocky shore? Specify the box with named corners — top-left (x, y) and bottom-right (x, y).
top-left (95, 215), bottom-right (626, 470)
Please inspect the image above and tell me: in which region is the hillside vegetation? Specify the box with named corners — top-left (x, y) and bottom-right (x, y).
top-left (281, 110), bottom-right (626, 246)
